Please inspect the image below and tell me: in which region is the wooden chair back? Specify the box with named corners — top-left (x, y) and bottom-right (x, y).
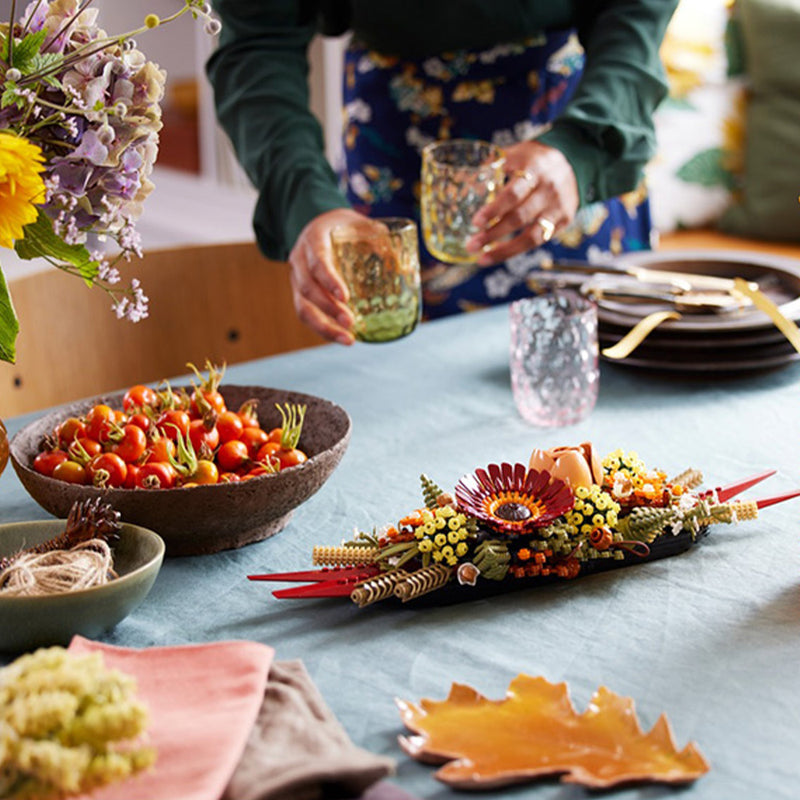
top-left (1, 242), bottom-right (325, 416)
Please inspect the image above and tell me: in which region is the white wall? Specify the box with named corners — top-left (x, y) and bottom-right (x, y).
top-left (0, 2), bottom-right (349, 259)
top-left (0, 2), bottom-right (345, 176)
top-left (92, 1), bottom-right (198, 83)
top-left (0, 1), bottom-right (197, 82)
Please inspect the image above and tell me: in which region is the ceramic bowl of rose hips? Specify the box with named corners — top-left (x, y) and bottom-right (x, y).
top-left (9, 380), bottom-right (351, 556)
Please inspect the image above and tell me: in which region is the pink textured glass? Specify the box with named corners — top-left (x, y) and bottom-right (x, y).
top-left (509, 291), bottom-right (599, 427)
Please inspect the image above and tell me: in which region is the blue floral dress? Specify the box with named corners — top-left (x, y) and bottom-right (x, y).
top-left (340, 30), bottom-right (653, 319)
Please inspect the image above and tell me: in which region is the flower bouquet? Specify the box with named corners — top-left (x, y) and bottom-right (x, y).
top-left (0, 0), bottom-right (219, 363)
top-left (250, 443), bottom-right (799, 605)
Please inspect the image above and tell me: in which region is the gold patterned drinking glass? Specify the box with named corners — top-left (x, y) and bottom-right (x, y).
top-left (330, 217), bottom-right (422, 343)
top-left (421, 139), bottom-right (506, 263)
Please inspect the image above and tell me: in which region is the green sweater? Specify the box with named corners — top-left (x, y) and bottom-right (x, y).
top-left (207, 0), bottom-right (678, 260)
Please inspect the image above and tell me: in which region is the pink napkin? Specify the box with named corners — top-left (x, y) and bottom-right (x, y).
top-left (68, 635), bottom-right (274, 800)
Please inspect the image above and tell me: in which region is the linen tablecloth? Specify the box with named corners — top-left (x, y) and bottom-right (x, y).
top-left (2, 305), bottom-right (799, 799)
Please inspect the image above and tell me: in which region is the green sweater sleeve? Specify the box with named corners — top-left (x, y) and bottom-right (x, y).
top-left (207, 0), bottom-right (678, 255)
top-left (206, 0), bottom-right (349, 260)
top-left (537, 0), bottom-right (679, 206)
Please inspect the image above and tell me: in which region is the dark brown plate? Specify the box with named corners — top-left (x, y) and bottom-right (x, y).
top-left (597, 250), bottom-right (800, 333)
top-left (601, 346), bottom-right (799, 373)
top-left (10, 386), bottom-right (351, 557)
top-left (599, 321), bottom-right (789, 349)
top-left (599, 332), bottom-right (798, 357)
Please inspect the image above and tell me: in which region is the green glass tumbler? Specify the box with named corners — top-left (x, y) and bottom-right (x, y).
top-left (331, 217), bottom-right (422, 343)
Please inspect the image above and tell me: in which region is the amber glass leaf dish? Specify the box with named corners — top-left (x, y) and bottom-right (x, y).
top-left (398, 674), bottom-right (710, 789)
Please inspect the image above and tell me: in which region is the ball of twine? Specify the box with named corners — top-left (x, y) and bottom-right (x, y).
top-left (0, 540), bottom-right (117, 597)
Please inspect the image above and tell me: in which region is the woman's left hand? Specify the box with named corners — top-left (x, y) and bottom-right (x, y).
top-left (465, 140), bottom-right (579, 265)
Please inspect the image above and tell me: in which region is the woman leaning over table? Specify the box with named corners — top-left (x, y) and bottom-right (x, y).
top-left (207, 0), bottom-right (679, 344)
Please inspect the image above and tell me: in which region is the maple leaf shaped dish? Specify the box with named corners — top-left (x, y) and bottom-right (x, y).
top-left (397, 674), bottom-right (710, 789)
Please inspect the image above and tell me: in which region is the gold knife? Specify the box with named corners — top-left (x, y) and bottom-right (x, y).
top-left (542, 259), bottom-right (758, 294)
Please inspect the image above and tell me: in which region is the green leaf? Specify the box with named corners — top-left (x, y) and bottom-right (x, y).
top-left (675, 147), bottom-right (737, 191)
top-left (1, 85), bottom-right (20, 109)
top-left (725, 15), bottom-right (746, 78)
top-left (14, 210), bottom-right (99, 287)
top-left (30, 51), bottom-right (64, 78)
top-left (9, 29), bottom-right (47, 72)
top-left (0, 267), bottom-right (20, 364)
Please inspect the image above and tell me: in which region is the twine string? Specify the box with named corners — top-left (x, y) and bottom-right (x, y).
top-left (0, 539), bottom-right (117, 597)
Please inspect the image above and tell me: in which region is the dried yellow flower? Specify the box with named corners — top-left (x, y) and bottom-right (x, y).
top-left (0, 647), bottom-right (155, 799)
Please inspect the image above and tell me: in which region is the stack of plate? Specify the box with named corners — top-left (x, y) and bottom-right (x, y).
top-left (594, 251), bottom-right (800, 373)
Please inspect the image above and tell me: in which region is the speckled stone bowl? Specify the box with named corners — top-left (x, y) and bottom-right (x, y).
top-left (0, 520), bottom-right (164, 653)
top-left (10, 386), bottom-right (352, 557)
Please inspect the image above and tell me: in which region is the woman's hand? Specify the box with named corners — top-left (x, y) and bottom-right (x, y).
top-left (465, 140), bottom-right (579, 265)
top-left (288, 208), bottom-right (367, 345)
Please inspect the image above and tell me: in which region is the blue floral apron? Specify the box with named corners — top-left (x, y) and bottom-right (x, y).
top-left (340, 30), bottom-right (653, 320)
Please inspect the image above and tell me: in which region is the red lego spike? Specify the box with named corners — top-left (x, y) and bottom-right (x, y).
top-left (248, 565), bottom-right (379, 583)
top-left (272, 579), bottom-right (362, 599)
top-left (701, 469), bottom-right (777, 503)
top-left (755, 489), bottom-right (800, 509)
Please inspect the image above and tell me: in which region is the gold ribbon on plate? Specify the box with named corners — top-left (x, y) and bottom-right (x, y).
top-left (732, 277), bottom-right (800, 355)
top-left (601, 311), bottom-right (682, 360)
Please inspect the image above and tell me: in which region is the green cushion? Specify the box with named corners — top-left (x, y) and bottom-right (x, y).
top-left (720, 0), bottom-right (800, 241)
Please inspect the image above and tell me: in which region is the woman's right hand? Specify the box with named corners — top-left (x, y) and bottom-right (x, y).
top-left (288, 208), bottom-right (368, 345)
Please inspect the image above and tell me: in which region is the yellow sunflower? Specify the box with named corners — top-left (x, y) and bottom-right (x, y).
top-left (0, 132), bottom-right (46, 249)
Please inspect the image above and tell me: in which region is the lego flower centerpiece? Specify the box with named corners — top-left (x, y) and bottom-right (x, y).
top-left (0, 0), bottom-right (220, 363)
top-left (251, 442), bottom-right (799, 605)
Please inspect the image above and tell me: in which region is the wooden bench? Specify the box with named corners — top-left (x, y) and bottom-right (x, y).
top-left (4, 230), bottom-right (797, 416)
top-left (1, 242), bottom-right (325, 417)
top-left (658, 229), bottom-right (800, 261)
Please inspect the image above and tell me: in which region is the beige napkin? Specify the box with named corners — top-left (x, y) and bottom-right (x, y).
top-left (225, 660), bottom-right (396, 800)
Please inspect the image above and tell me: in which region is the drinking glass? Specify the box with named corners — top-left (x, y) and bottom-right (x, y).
top-left (421, 139), bottom-right (505, 264)
top-left (330, 217), bottom-right (422, 343)
top-left (509, 291), bottom-right (599, 427)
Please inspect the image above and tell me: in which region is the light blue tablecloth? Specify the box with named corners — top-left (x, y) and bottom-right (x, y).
top-left (3, 305), bottom-right (800, 799)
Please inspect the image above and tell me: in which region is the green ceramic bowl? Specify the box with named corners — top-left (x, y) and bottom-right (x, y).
top-left (0, 520), bottom-right (164, 653)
